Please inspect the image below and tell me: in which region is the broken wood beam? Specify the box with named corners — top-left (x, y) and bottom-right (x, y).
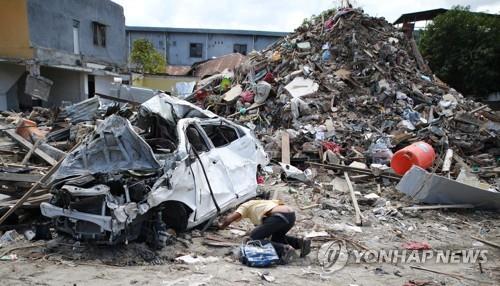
top-left (409, 38), bottom-right (432, 75)
top-left (281, 131), bottom-right (290, 165)
top-left (344, 172), bottom-right (362, 226)
top-left (442, 149), bottom-right (453, 173)
top-left (402, 204), bottom-right (474, 211)
top-left (471, 235), bottom-right (500, 249)
top-left (20, 138), bottom-right (43, 165)
top-left (2, 128), bottom-right (57, 166)
top-left (300, 203), bottom-right (321, 210)
top-left (467, 104), bottom-right (488, 115)
top-left (410, 265), bottom-right (485, 283)
top-left (308, 162), bottom-right (401, 180)
top-left (0, 172), bottom-right (43, 183)
top-left (0, 142), bottom-right (79, 225)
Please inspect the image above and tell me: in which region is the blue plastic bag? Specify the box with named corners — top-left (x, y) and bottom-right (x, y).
top-left (239, 240), bottom-right (280, 267)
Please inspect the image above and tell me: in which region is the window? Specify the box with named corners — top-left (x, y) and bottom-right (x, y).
top-left (186, 125), bottom-right (209, 152)
top-left (72, 20), bottom-right (80, 54)
top-left (92, 22), bottom-right (106, 47)
top-left (201, 124), bottom-right (239, 148)
top-left (190, 43), bottom-right (203, 58)
top-left (233, 44), bottom-right (247, 55)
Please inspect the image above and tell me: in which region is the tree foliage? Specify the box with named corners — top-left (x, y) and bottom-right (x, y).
top-left (419, 6), bottom-right (500, 97)
top-left (130, 39), bottom-right (166, 74)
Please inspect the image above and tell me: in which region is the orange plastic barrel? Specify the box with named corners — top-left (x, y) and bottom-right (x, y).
top-left (391, 141), bottom-right (436, 175)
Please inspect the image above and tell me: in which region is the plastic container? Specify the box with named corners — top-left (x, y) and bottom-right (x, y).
top-left (391, 141), bottom-right (436, 175)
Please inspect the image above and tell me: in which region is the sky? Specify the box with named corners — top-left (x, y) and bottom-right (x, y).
top-left (111, 0), bottom-right (500, 32)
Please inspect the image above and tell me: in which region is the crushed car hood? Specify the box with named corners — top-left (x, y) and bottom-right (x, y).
top-left (48, 115), bottom-right (161, 183)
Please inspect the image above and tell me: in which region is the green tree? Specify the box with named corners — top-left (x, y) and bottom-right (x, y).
top-left (419, 6), bottom-right (500, 98)
top-left (130, 39), bottom-right (166, 74)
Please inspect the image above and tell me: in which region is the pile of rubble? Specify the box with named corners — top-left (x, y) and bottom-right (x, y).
top-left (0, 98), bottom-right (101, 228)
top-left (193, 8), bottom-right (499, 183)
top-left (0, 7), bottom-right (499, 267)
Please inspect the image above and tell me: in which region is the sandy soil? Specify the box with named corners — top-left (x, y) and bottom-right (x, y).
top-left (1, 183), bottom-right (498, 286)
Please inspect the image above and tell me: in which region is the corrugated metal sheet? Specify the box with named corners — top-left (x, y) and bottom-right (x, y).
top-left (192, 53), bottom-right (246, 78)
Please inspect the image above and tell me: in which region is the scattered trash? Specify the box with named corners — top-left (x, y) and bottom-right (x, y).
top-left (259, 271), bottom-right (276, 282)
top-left (0, 254), bottom-right (18, 261)
top-left (304, 231), bottom-right (329, 239)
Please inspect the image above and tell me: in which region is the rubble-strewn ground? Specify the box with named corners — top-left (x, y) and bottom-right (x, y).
top-left (1, 182), bottom-right (498, 286)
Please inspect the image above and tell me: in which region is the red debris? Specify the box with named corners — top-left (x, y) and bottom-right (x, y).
top-left (322, 141), bottom-right (342, 154)
top-left (401, 241), bottom-right (432, 250)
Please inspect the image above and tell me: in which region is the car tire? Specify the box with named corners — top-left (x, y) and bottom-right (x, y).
top-left (161, 201), bottom-right (191, 233)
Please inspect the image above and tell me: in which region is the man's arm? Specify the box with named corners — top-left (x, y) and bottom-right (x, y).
top-left (218, 212), bottom-right (242, 230)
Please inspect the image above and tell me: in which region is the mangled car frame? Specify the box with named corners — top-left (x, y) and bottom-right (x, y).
top-left (41, 94), bottom-right (268, 248)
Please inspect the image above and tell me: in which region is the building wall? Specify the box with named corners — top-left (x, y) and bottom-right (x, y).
top-left (0, 62), bottom-right (27, 110)
top-left (127, 30), bottom-right (284, 66)
top-left (26, 0), bottom-right (126, 67)
top-left (40, 66), bottom-right (86, 107)
top-left (0, 0), bottom-right (33, 59)
top-left (167, 33), bottom-right (209, 66)
top-left (95, 75), bottom-right (115, 96)
top-left (132, 74), bottom-right (198, 93)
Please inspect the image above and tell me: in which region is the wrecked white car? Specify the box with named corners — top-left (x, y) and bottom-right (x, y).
top-left (40, 94), bottom-right (268, 248)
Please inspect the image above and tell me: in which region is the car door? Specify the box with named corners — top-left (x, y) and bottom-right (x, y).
top-left (199, 120), bottom-right (260, 198)
top-left (184, 123), bottom-right (236, 221)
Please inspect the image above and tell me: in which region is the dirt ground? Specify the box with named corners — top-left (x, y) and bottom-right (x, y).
top-left (1, 182), bottom-right (499, 286)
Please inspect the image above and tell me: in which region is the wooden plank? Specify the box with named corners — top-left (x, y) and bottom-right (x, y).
top-left (410, 265), bottom-right (485, 283)
top-left (308, 162), bottom-right (401, 180)
top-left (344, 172), bottom-right (362, 226)
top-left (300, 204), bottom-right (321, 210)
top-left (471, 235), bottom-right (500, 249)
top-left (442, 149), bottom-right (454, 173)
top-left (467, 105), bottom-right (488, 115)
top-left (402, 204), bottom-right (474, 211)
top-left (0, 172), bottom-right (42, 183)
top-left (21, 138), bottom-right (43, 165)
top-left (3, 128), bottom-right (57, 166)
top-left (0, 193), bottom-right (51, 208)
top-left (0, 142), bottom-right (79, 225)
top-left (203, 240), bottom-right (238, 247)
top-left (409, 38), bottom-right (432, 74)
top-left (281, 131), bottom-right (290, 165)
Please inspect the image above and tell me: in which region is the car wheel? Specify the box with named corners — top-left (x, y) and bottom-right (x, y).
top-left (161, 201), bottom-right (191, 233)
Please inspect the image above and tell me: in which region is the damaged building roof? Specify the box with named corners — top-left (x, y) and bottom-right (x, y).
top-left (192, 53), bottom-right (246, 78)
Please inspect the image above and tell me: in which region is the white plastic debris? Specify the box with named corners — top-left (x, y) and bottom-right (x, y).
top-left (330, 223), bottom-right (362, 233)
top-left (284, 77), bottom-right (319, 98)
top-left (304, 231), bottom-right (329, 239)
top-left (175, 254), bottom-right (219, 264)
top-left (297, 41), bottom-right (311, 50)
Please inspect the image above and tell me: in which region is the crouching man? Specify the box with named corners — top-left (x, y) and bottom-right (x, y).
top-left (218, 199), bottom-right (311, 263)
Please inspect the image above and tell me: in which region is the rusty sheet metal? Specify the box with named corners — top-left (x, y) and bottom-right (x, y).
top-left (193, 53), bottom-right (246, 78)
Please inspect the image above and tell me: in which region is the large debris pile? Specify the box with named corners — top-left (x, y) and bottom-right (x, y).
top-left (195, 8), bottom-right (499, 181)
